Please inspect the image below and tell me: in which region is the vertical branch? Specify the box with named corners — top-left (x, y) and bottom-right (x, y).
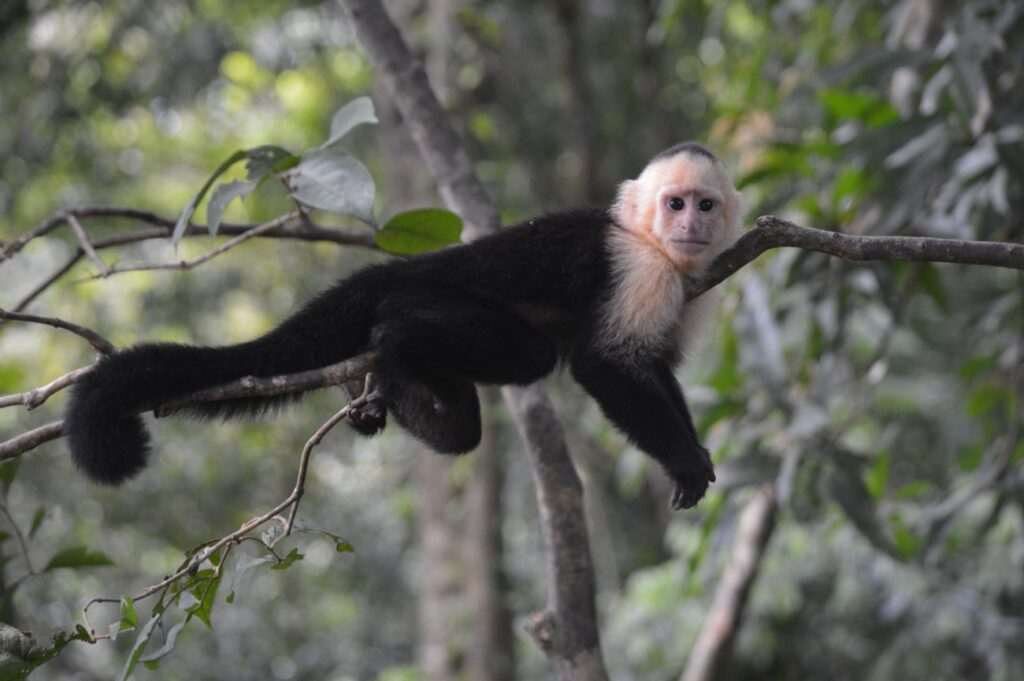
top-left (680, 485), bottom-right (778, 681)
top-left (506, 386), bottom-right (609, 681)
top-left (337, 1), bottom-right (611, 677)
top-left (417, 454), bottom-right (457, 681)
top-left (464, 389), bottom-right (516, 681)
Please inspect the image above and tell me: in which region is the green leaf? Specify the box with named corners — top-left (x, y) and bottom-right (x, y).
top-left (965, 383), bottom-right (1005, 418)
top-left (958, 443), bottom-right (984, 472)
top-left (118, 616), bottom-right (161, 681)
top-left (895, 481), bottom-right (933, 499)
top-left (270, 548), bottom-right (304, 571)
top-left (288, 147), bottom-right (376, 225)
top-left (172, 149), bottom-right (248, 246)
top-left (0, 623), bottom-right (90, 680)
top-left (225, 591), bottom-right (235, 604)
top-left (889, 514), bottom-right (921, 559)
top-left (43, 546), bottom-right (114, 571)
top-left (336, 540), bottom-right (355, 554)
top-left (190, 573), bottom-right (221, 629)
top-left (206, 179), bottom-right (259, 239)
top-left (244, 145), bottom-right (299, 181)
top-left (863, 453), bottom-right (890, 500)
top-left (323, 97), bottom-right (378, 147)
top-left (958, 354), bottom-right (997, 381)
top-left (27, 508), bottom-right (44, 540)
top-left (915, 263), bottom-right (948, 312)
top-left (120, 596), bottom-right (138, 630)
top-left (376, 209), bottom-right (463, 254)
top-left (0, 461), bottom-right (20, 493)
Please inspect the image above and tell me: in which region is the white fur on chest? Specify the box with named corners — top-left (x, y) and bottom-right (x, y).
top-left (600, 229), bottom-right (709, 354)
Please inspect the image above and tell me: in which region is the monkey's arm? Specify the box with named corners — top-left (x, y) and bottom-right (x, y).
top-left (570, 348), bottom-right (715, 509)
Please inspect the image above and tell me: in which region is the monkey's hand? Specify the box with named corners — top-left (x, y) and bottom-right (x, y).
top-left (668, 446), bottom-right (716, 511)
top-left (347, 393), bottom-right (387, 436)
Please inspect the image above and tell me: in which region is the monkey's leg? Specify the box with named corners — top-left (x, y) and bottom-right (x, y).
top-left (570, 348), bottom-right (715, 509)
top-left (370, 294), bottom-right (558, 452)
top-left (374, 364), bottom-right (481, 454)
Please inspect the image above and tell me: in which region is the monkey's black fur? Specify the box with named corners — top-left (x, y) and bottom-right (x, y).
top-left (66, 206), bottom-right (715, 507)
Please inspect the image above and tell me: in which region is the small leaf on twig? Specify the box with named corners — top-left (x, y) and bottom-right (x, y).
top-left (375, 208), bottom-right (462, 254)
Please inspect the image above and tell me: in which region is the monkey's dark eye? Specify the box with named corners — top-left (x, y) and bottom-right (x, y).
top-left (667, 197), bottom-right (685, 211)
top-left (699, 199), bottom-right (714, 212)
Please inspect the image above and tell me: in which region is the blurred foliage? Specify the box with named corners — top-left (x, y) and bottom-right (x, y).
top-left (1, 0), bottom-right (1023, 680)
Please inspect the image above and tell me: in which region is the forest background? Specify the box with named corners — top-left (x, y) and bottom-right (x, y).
top-left (0, 0), bottom-right (1022, 680)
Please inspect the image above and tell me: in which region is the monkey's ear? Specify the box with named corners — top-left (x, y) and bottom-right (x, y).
top-left (613, 179), bottom-right (640, 228)
top-left (724, 186), bottom-right (748, 236)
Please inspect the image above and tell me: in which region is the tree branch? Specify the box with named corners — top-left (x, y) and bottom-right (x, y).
top-left (684, 215), bottom-right (1024, 300)
top-left (0, 353), bottom-right (376, 461)
top-left (0, 308), bottom-right (116, 355)
top-left (680, 485), bottom-right (778, 681)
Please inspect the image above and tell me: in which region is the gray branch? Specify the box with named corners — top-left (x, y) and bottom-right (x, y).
top-left (685, 215), bottom-right (1024, 300)
top-left (681, 485), bottom-right (778, 681)
top-left (0, 354), bottom-right (376, 462)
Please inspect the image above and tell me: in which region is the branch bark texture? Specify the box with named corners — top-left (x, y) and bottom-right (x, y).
top-left (685, 215), bottom-right (1024, 300)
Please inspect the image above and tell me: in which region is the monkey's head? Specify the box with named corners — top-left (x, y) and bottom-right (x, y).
top-left (613, 142), bottom-right (745, 273)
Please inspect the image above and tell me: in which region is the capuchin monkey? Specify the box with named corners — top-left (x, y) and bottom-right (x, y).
top-left (65, 142), bottom-right (745, 510)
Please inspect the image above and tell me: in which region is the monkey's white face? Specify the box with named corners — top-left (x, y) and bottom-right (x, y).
top-left (614, 152), bottom-right (744, 273)
top-left (653, 183), bottom-right (727, 266)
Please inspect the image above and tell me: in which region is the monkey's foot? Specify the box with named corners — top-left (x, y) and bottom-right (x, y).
top-left (669, 446), bottom-right (716, 511)
top-left (347, 393), bottom-right (387, 436)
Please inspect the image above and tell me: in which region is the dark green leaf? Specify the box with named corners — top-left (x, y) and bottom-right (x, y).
top-left (27, 508), bottom-right (44, 540)
top-left (43, 546), bottom-right (114, 571)
top-left (190, 573), bottom-right (221, 629)
top-left (270, 548), bottom-right (304, 571)
top-left (375, 209), bottom-right (463, 254)
top-left (0, 461), bottom-right (20, 493)
top-left (336, 540), bottom-right (355, 554)
top-left (958, 354), bottom-right (997, 381)
top-left (915, 263), bottom-right (948, 312)
top-left (245, 145), bottom-right (299, 181)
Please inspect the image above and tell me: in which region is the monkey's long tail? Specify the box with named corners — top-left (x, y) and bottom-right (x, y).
top-left (64, 278), bottom-right (376, 485)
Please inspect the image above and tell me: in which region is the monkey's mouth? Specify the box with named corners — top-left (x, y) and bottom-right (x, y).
top-left (670, 238), bottom-right (710, 253)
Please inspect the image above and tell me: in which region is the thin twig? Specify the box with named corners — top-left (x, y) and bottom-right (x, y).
top-left (0, 501), bottom-right (36, 575)
top-left (90, 212), bottom-right (298, 277)
top-left (11, 252), bottom-right (82, 312)
top-left (65, 213), bottom-right (109, 276)
top-left (0, 212), bottom-right (68, 263)
top-left (0, 422), bottom-right (65, 462)
top-left (80, 394), bottom-right (358, 637)
top-left (0, 308), bottom-right (115, 354)
top-left (0, 367), bottom-right (92, 410)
